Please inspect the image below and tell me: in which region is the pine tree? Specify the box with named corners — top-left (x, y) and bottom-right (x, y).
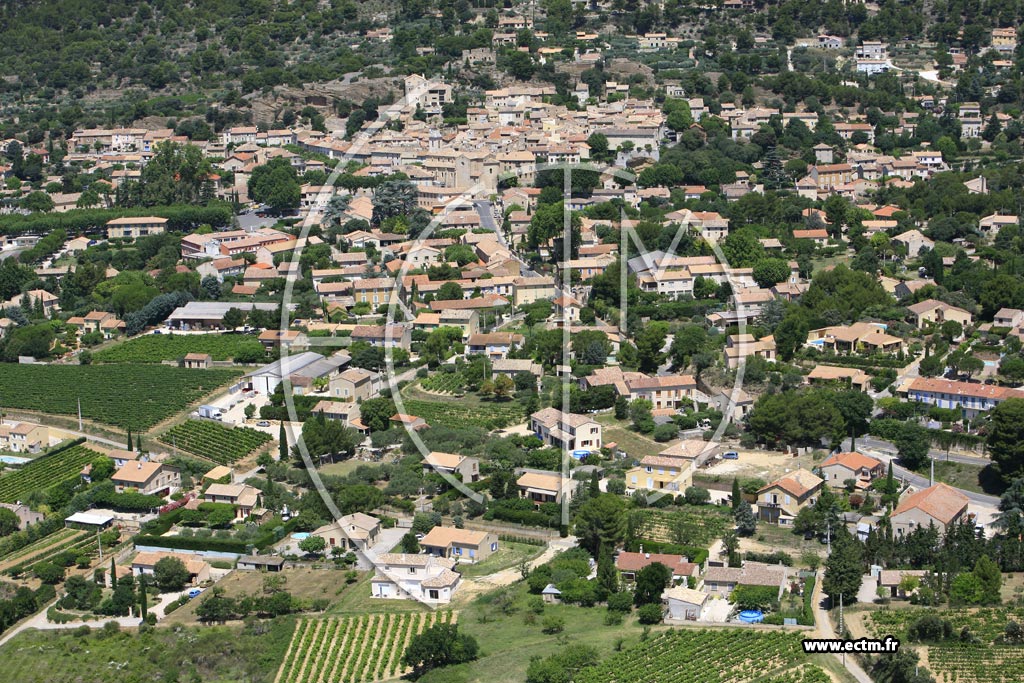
top-left (731, 478), bottom-right (742, 510)
top-left (126, 428), bottom-right (133, 451)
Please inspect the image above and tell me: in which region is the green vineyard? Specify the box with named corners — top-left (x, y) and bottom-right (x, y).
top-left (159, 420), bottom-right (272, 464)
top-left (275, 611), bottom-right (455, 683)
top-left (574, 629), bottom-right (809, 683)
top-left (0, 364), bottom-right (241, 430)
top-left (95, 333), bottom-right (265, 363)
top-left (0, 445), bottom-right (102, 503)
top-left (400, 397), bottom-right (524, 430)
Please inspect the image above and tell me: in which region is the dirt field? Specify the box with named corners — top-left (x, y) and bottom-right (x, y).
top-left (701, 448), bottom-right (826, 482)
top-left (163, 567), bottom-right (356, 625)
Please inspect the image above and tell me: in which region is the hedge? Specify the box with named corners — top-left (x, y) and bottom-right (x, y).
top-left (622, 539), bottom-right (709, 566)
top-left (133, 535), bottom-right (249, 554)
top-left (0, 203), bottom-right (233, 236)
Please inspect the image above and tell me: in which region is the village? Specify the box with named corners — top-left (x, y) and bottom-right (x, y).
top-left (0, 1), bottom-right (1022, 682)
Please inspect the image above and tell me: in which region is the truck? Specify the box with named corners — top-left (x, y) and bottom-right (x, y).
top-left (197, 405), bottom-right (224, 420)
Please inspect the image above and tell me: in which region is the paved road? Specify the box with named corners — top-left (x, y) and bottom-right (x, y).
top-left (853, 442), bottom-right (1000, 507)
top-left (854, 436), bottom-right (989, 468)
top-left (473, 199), bottom-right (539, 278)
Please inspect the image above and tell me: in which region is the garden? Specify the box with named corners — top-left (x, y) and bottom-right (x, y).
top-left (94, 333), bottom-right (265, 363)
top-left (573, 629), bottom-right (811, 683)
top-left (159, 420), bottom-right (272, 464)
top-left (275, 611), bottom-right (455, 683)
top-left (0, 365), bottom-right (241, 430)
top-left (0, 444), bottom-right (103, 503)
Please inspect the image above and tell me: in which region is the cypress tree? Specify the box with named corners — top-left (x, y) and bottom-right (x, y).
top-left (279, 422), bottom-right (288, 462)
top-left (731, 478), bottom-right (742, 510)
top-left (110, 556), bottom-right (117, 589)
top-left (136, 434), bottom-right (142, 453)
top-left (126, 428), bottom-right (133, 451)
top-left (139, 574), bottom-right (148, 619)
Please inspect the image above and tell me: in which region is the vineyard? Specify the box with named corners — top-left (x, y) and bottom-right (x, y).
top-left (400, 397), bottom-right (524, 430)
top-left (574, 629), bottom-right (809, 683)
top-left (5, 532), bottom-right (97, 576)
top-left (0, 365), bottom-right (241, 430)
top-left (760, 665), bottom-right (832, 683)
top-left (0, 445), bottom-right (102, 503)
top-left (637, 506), bottom-right (732, 547)
top-left (420, 372), bottom-right (466, 395)
top-left (869, 608), bottom-right (1024, 683)
top-left (274, 611), bottom-right (455, 683)
top-left (95, 334), bottom-right (265, 363)
top-left (0, 528), bottom-right (82, 572)
top-left (159, 420), bottom-right (272, 464)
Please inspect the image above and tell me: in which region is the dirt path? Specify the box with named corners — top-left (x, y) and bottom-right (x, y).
top-left (454, 535), bottom-right (578, 603)
top-left (812, 570), bottom-right (873, 683)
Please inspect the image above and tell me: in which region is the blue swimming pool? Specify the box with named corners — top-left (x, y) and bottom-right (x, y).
top-left (738, 610), bottom-right (764, 623)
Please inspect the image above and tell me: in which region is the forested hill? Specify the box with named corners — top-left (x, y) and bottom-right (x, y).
top-left (0, 0), bottom-right (366, 94)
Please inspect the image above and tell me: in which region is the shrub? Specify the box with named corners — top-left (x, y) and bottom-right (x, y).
top-left (637, 603), bottom-right (663, 624)
top-left (541, 615), bottom-right (565, 634)
top-left (607, 591), bottom-right (633, 612)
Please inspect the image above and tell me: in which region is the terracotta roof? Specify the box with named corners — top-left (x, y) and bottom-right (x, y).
top-left (112, 461), bottom-right (164, 484)
top-left (517, 471), bottom-right (563, 492)
top-left (821, 451), bottom-right (883, 472)
top-left (615, 551), bottom-right (698, 575)
top-left (892, 483), bottom-right (969, 525)
top-left (907, 377), bottom-right (1024, 401)
top-left (760, 469), bottom-right (822, 498)
top-left (420, 526), bottom-right (490, 548)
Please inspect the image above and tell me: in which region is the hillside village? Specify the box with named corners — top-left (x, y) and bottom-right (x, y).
top-left (0, 1), bottom-right (1023, 682)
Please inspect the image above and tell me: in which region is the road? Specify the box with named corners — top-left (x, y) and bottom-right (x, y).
top-left (0, 589), bottom-right (190, 648)
top-left (811, 570), bottom-right (873, 683)
top-left (847, 438), bottom-right (1000, 507)
top-left (473, 199), bottom-right (538, 278)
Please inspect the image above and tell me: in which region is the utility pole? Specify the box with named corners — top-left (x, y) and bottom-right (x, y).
top-left (97, 527), bottom-right (103, 561)
top-left (77, 397), bottom-right (83, 432)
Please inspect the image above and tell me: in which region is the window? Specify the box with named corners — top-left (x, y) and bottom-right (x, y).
top-left (454, 547), bottom-right (462, 555)
top-left (491, 542), bottom-right (497, 551)
top-left (428, 589), bottom-right (439, 600)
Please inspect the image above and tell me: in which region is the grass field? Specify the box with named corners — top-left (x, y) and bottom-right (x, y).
top-left (0, 619), bottom-right (294, 683)
top-left (0, 364), bottom-right (241, 430)
top-left (595, 414), bottom-right (665, 460)
top-left (458, 541), bottom-right (545, 579)
top-left (94, 333), bottom-right (265, 363)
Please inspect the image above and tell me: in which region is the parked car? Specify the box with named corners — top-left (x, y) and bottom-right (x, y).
top-left (722, 451), bottom-right (739, 460)
top-left (256, 421), bottom-right (270, 427)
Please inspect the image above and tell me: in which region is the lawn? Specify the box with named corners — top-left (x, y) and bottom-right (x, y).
top-left (595, 414), bottom-right (665, 460)
top-left (0, 619), bottom-right (294, 683)
top-left (0, 364), bottom-right (241, 430)
top-left (930, 460), bottom-right (1003, 495)
top-left (94, 333), bottom-right (264, 363)
top-left (458, 541), bottom-right (545, 579)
